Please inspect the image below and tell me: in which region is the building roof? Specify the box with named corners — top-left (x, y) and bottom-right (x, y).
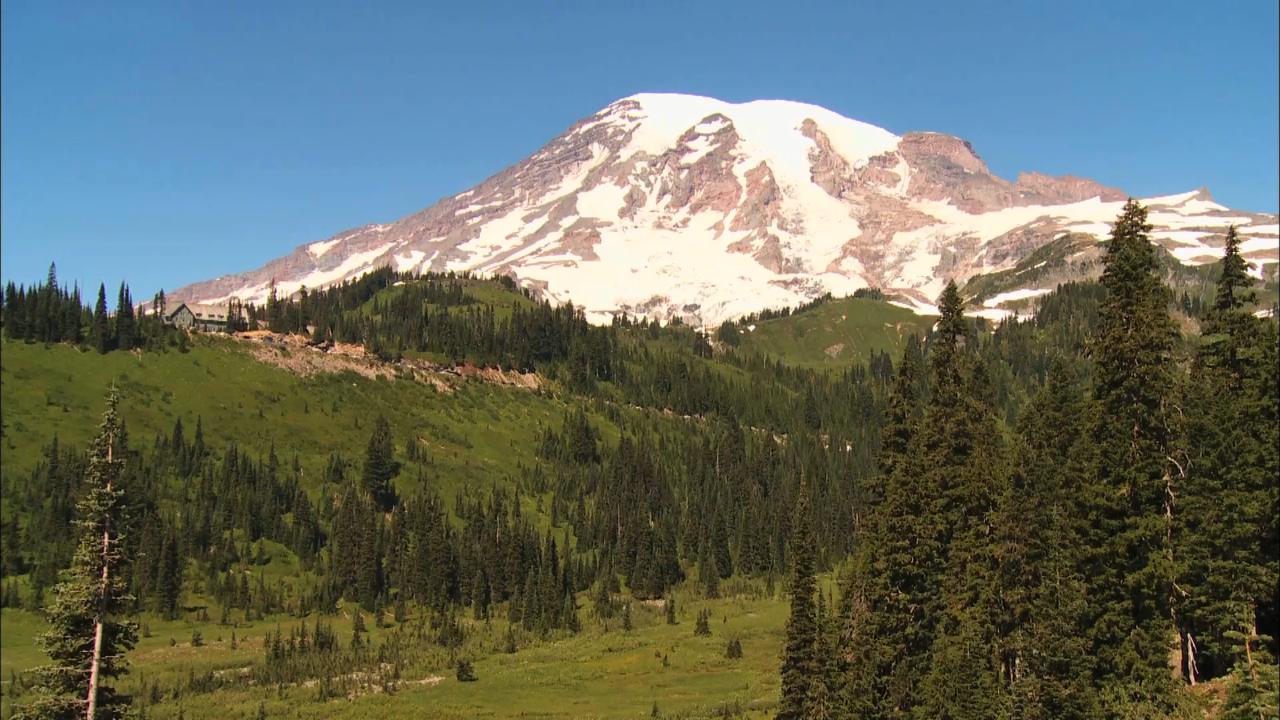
top-left (167, 302), bottom-right (237, 322)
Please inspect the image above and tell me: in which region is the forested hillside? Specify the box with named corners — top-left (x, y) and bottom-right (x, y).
top-left (0, 206), bottom-right (1275, 719)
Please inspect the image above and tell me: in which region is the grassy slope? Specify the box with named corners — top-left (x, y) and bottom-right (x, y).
top-left (733, 297), bottom-right (934, 370)
top-left (0, 279), bottom-right (941, 718)
top-left (0, 337), bottom-right (558, 506)
top-left (0, 333), bottom-right (801, 718)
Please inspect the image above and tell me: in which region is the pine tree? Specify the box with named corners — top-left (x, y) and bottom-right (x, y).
top-left (996, 362), bottom-right (1099, 719)
top-left (1087, 199), bottom-right (1182, 712)
top-left (777, 481), bottom-right (817, 720)
top-left (156, 531), bottom-right (182, 619)
top-left (92, 284), bottom-right (110, 354)
top-left (698, 540), bottom-right (719, 599)
top-left (1213, 225), bottom-right (1256, 314)
top-left (1220, 619), bottom-right (1279, 720)
top-left (361, 416), bottom-right (400, 512)
top-left (16, 391), bottom-right (138, 720)
top-left (1176, 225), bottom-right (1278, 684)
top-left (114, 284), bottom-right (135, 351)
top-left (694, 608), bottom-right (711, 637)
top-left (807, 593), bottom-right (835, 720)
top-left (591, 578), bottom-right (613, 621)
top-left (837, 332), bottom-right (927, 718)
top-left (917, 288), bottom-right (1013, 720)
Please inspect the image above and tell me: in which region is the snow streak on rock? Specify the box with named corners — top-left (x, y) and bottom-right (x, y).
top-left (168, 94), bottom-right (1279, 325)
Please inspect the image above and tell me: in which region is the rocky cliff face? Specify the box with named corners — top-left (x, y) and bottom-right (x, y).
top-left (167, 93), bottom-right (1279, 324)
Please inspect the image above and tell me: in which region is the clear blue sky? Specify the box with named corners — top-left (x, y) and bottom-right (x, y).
top-left (3, 0), bottom-right (1277, 299)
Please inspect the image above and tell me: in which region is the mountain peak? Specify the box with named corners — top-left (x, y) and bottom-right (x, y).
top-left (165, 95), bottom-right (1279, 325)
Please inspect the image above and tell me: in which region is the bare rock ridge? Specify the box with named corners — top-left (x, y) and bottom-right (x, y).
top-left (167, 93), bottom-right (1279, 325)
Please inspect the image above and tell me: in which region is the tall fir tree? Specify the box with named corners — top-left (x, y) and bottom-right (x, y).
top-left (838, 333), bottom-right (925, 719)
top-left (1176, 225), bottom-right (1279, 683)
top-left (114, 284), bottom-right (135, 351)
top-left (777, 481), bottom-right (818, 720)
top-left (92, 284), bottom-right (110, 354)
top-left (1086, 199), bottom-right (1182, 713)
top-left (914, 285), bottom-right (1012, 720)
top-left (996, 361), bottom-right (1099, 719)
top-left (361, 416), bottom-right (400, 512)
top-left (16, 391), bottom-right (138, 720)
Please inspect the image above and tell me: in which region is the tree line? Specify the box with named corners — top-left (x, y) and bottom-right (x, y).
top-left (777, 212), bottom-right (1278, 719)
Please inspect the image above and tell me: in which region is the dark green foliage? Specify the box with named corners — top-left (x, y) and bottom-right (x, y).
top-left (155, 530), bottom-right (182, 619)
top-left (840, 282), bottom-right (994, 719)
top-left (361, 416), bottom-right (400, 512)
top-left (1219, 624), bottom-right (1278, 720)
top-left (1086, 199), bottom-right (1182, 712)
top-left (1, 207), bottom-right (1275, 717)
top-left (536, 408), bottom-right (599, 465)
top-left (1, 270), bottom-right (177, 353)
top-left (227, 267), bottom-right (615, 379)
top-left (714, 320), bottom-right (741, 347)
top-left (114, 284), bottom-right (136, 352)
top-left (455, 660), bottom-right (477, 682)
top-left (592, 581), bottom-right (614, 621)
top-left (829, 203), bottom-right (1279, 719)
top-left (777, 482), bottom-right (817, 720)
top-left (93, 285), bottom-right (110, 353)
top-left (995, 362), bottom-right (1099, 719)
top-left (694, 609), bottom-right (711, 637)
top-left (1176, 225), bottom-right (1280, 684)
top-left (16, 393), bottom-right (138, 720)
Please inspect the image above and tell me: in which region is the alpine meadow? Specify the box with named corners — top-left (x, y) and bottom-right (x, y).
top-left (2, 4), bottom-right (1278, 719)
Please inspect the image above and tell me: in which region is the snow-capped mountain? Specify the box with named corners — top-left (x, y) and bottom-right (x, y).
top-left (168, 93), bottom-right (1279, 325)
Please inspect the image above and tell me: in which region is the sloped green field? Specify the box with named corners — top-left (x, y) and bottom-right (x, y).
top-left (0, 337), bottom-right (560, 506)
top-left (733, 297), bottom-right (934, 369)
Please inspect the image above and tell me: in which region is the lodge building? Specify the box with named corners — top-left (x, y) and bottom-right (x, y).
top-left (165, 302), bottom-right (240, 332)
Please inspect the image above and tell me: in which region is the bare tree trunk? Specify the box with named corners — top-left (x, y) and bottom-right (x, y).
top-left (1185, 635), bottom-right (1196, 686)
top-left (1244, 617), bottom-right (1266, 720)
top-left (85, 444), bottom-right (113, 719)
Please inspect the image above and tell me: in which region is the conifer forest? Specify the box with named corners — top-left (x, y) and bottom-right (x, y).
top-left (1, 202), bottom-right (1277, 719)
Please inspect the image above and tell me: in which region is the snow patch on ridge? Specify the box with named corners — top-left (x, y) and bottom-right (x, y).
top-left (274, 243), bottom-right (395, 300)
top-left (308, 238), bottom-right (341, 258)
top-left (984, 288), bottom-right (1053, 306)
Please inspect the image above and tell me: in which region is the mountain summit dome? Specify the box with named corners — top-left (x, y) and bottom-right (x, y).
top-left (167, 94), bottom-right (1279, 325)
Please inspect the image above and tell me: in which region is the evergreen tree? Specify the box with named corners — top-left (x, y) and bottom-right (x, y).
top-left (995, 362), bottom-right (1099, 720)
top-left (919, 290), bottom-right (1012, 720)
top-left (16, 392), bottom-right (138, 720)
top-left (1213, 225), bottom-right (1256, 314)
top-left (1219, 620), bottom-right (1279, 720)
top-left (1087, 199), bottom-right (1182, 712)
top-left (777, 481), bottom-right (817, 720)
top-left (92, 284), bottom-right (110, 354)
top-left (698, 540), bottom-right (720, 599)
top-left (838, 333), bottom-right (927, 719)
top-left (361, 416), bottom-right (400, 512)
top-left (694, 609), bottom-right (711, 637)
top-left (156, 531), bottom-right (182, 619)
top-left (1176, 225), bottom-right (1279, 684)
top-left (114, 284), bottom-right (135, 351)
